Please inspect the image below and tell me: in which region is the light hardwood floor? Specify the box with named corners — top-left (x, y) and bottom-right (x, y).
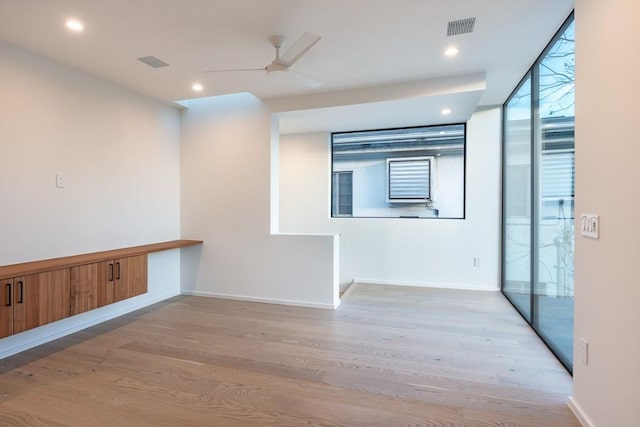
top-left (0, 284), bottom-right (579, 426)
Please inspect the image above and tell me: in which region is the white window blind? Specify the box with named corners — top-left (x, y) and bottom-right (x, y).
top-left (542, 151), bottom-right (574, 199)
top-left (332, 171), bottom-right (353, 216)
top-left (387, 158), bottom-right (431, 201)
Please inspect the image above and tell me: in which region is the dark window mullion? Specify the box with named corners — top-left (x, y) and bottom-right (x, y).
top-left (531, 62), bottom-right (541, 329)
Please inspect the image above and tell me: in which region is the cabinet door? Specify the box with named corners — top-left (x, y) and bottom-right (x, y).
top-left (70, 263), bottom-right (99, 315)
top-left (127, 254), bottom-right (148, 298)
top-left (97, 261), bottom-right (114, 308)
top-left (13, 269), bottom-right (70, 334)
top-left (0, 278), bottom-right (14, 339)
top-left (38, 269), bottom-right (71, 325)
top-left (114, 255), bottom-right (147, 302)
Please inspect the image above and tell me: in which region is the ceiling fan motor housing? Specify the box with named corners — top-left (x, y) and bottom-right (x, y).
top-left (268, 35), bottom-right (286, 49)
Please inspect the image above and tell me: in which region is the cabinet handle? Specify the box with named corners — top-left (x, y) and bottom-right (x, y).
top-left (4, 283), bottom-right (10, 306)
top-left (116, 262), bottom-right (121, 280)
top-left (108, 263), bottom-right (114, 282)
top-left (17, 281), bottom-right (24, 304)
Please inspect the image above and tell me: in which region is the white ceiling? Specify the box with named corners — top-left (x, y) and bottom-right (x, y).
top-left (0, 0), bottom-right (573, 131)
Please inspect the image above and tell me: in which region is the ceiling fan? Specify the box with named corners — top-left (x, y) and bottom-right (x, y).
top-left (205, 32), bottom-right (322, 87)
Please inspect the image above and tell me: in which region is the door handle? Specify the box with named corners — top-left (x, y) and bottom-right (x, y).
top-left (116, 262), bottom-right (121, 280)
top-left (4, 283), bottom-right (10, 306)
top-left (108, 263), bottom-right (114, 282)
top-left (17, 281), bottom-right (24, 304)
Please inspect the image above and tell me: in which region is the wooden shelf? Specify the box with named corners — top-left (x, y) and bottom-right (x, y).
top-left (0, 240), bottom-right (203, 279)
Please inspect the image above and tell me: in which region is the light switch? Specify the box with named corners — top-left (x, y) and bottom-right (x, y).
top-left (579, 337), bottom-right (589, 364)
top-left (580, 214), bottom-right (599, 239)
top-left (56, 173), bottom-right (64, 188)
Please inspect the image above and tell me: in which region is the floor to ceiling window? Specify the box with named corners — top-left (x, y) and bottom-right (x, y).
top-left (502, 12), bottom-right (575, 372)
top-left (503, 74), bottom-right (532, 321)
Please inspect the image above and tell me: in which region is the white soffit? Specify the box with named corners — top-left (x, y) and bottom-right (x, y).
top-left (274, 73), bottom-right (485, 134)
top-left (278, 90), bottom-right (482, 135)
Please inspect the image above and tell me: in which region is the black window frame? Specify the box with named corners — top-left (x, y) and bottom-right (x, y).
top-left (330, 123), bottom-right (467, 219)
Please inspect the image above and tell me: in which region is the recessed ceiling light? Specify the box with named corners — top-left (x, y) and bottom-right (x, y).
top-left (192, 83), bottom-right (203, 92)
top-left (444, 46), bottom-right (459, 57)
top-left (65, 19), bottom-right (84, 32)
top-left (441, 108), bottom-right (452, 115)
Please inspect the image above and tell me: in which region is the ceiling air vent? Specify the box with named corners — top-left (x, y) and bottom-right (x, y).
top-left (447, 17), bottom-right (476, 36)
top-left (137, 56), bottom-right (170, 68)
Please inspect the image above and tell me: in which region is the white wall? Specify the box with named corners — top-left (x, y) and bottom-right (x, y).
top-left (0, 42), bottom-right (181, 261)
top-left (571, 1), bottom-right (640, 425)
top-left (280, 108), bottom-right (501, 291)
top-left (0, 42), bottom-right (183, 358)
top-left (179, 93), bottom-right (338, 308)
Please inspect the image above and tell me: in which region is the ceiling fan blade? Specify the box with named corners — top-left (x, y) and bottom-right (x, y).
top-left (278, 32), bottom-right (321, 67)
top-left (204, 68), bottom-right (264, 73)
top-left (288, 69), bottom-right (322, 88)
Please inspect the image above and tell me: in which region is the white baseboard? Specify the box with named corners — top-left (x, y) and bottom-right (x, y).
top-left (0, 290), bottom-right (181, 360)
top-left (181, 290), bottom-right (338, 309)
top-left (354, 278), bottom-right (499, 292)
top-left (568, 397), bottom-right (594, 427)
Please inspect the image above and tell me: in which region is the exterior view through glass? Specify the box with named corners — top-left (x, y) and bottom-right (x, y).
top-left (535, 17), bottom-right (575, 369)
top-left (503, 74), bottom-right (533, 321)
top-left (502, 13), bottom-right (575, 372)
top-left (331, 124), bottom-right (465, 219)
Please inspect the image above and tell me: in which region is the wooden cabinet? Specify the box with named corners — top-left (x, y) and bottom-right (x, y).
top-left (71, 255), bottom-right (147, 314)
top-left (1, 269), bottom-right (70, 339)
top-left (0, 240), bottom-right (201, 340)
top-left (2, 255), bottom-right (147, 337)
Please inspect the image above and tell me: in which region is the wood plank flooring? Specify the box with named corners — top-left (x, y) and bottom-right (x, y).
top-left (0, 284), bottom-right (579, 426)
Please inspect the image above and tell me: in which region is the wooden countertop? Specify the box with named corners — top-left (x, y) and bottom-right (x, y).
top-left (0, 240), bottom-right (203, 278)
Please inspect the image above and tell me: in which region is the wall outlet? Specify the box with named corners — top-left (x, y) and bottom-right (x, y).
top-left (580, 214), bottom-right (599, 239)
top-left (473, 257), bottom-right (480, 267)
top-left (579, 337), bottom-right (589, 364)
